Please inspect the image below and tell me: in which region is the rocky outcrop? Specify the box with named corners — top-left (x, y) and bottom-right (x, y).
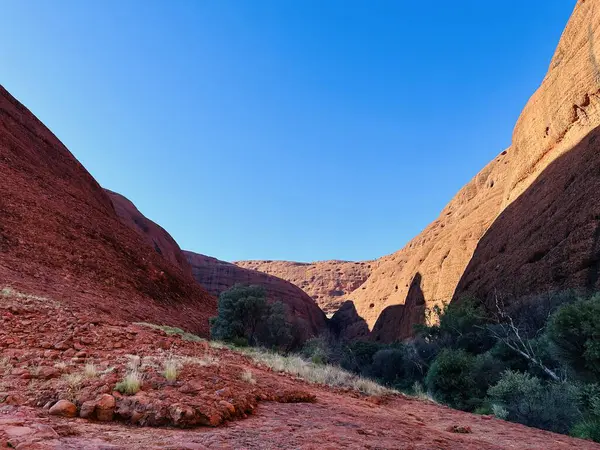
top-left (106, 190), bottom-right (193, 276)
top-left (455, 1), bottom-right (600, 301)
top-left (0, 85), bottom-right (216, 336)
top-left (329, 301), bottom-right (370, 341)
top-left (235, 260), bottom-right (373, 315)
top-left (335, 1), bottom-right (600, 342)
top-left (185, 251), bottom-right (328, 338)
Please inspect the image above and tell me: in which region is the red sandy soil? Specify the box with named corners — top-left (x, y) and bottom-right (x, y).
top-left (1, 289), bottom-right (596, 449)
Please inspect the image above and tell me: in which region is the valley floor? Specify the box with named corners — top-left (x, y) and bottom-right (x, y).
top-left (0, 289), bottom-right (596, 450)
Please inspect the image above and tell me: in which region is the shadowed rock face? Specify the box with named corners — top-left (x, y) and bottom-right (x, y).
top-left (185, 251), bottom-right (328, 338)
top-left (234, 260), bottom-right (374, 315)
top-left (106, 190), bottom-right (193, 277)
top-left (0, 85), bottom-right (216, 336)
top-left (341, 1), bottom-right (600, 341)
top-left (329, 301), bottom-right (370, 341)
top-left (455, 125), bottom-right (600, 302)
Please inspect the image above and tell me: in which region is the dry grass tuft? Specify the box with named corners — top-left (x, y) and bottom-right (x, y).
top-left (115, 367), bottom-right (143, 395)
top-left (162, 356), bottom-right (179, 382)
top-left (134, 322), bottom-right (205, 342)
top-left (240, 369), bottom-right (257, 385)
top-left (0, 357), bottom-right (13, 375)
top-left (241, 348), bottom-right (394, 396)
top-left (83, 363), bottom-right (98, 379)
top-left (0, 286), bottom-right (48, 302)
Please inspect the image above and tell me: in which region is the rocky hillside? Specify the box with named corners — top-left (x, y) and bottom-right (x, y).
top-left (235, 260), bottom-right (373, 315)
top-left (350, 0), bottom-right (600, 342)
top-left (0, 85), bottom-right (216, 336)
top-left (104, 190), bottom-right (327, 339)
top-left (0, 287), bottom-right (596, 450)
top-left (106, 190), bottom-right (193, 276)
top-left (185, 251), bottom-right (328, 338)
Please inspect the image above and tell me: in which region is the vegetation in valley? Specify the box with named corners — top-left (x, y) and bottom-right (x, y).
top-left (210, 285), bottom-right (600, 442)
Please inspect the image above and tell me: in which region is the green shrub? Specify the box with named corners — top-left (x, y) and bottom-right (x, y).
top-left (371, 349), bottom-right (405, 384)
top-left (301, 335), bottom-right (339, 365)
top-left (571, 421), bottom-right (600, 442)
top-left (547, 293), bottom-right (600, 379)
top-left (210, 285), bottom-right (293, 349)
top-left (418, 298), bottom-right (494, 355)
top-left (425, 349), bottom-right (478, 410)
top-left (340, 340), bottom-right (382, 375)
top-left (488, 370), bottom-right (581, 434)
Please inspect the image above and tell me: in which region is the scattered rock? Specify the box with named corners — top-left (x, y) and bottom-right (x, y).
top-left (48, 400), bottom-right (77, 418)
top-left (446, 425), bottom-right (473, 434)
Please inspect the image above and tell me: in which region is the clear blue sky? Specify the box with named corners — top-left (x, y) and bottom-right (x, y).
top-left (0, 1), bottom-right (576, 262)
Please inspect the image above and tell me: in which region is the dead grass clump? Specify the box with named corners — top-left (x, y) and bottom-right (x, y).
top-left (162, 355), bottom-right (179, 382)
top-left (240, 369), bottom-right (256, 384)
top-left (134, 323), bottom-right (204, 342)
top-left (115, 367), bottom-right (143, 395)
top-left (242, 348), bottom-right (394, 396)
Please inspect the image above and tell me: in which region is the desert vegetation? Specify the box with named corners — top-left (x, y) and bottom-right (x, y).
top-left (295, 291), bottom-right (600, 442)
top-left (210, 285), bottom-right (600, 442)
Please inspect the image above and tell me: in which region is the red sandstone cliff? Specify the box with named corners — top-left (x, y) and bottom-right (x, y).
top-left (0, 85), bottom-right (216, 336)
top-left (235, 260), bottom-right (373, 316)
top-left (352, 0), bottom-right (600, 342)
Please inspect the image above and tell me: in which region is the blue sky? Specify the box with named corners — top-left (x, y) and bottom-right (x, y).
top-left (0, 1), bottom-right (576, 262)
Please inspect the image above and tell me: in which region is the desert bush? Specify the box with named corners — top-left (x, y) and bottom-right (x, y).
top-left (340, 340), bottom-right (382, 375)
top-left (371, 348), bottom-right (405, 385)
top-left (425, 349), bottom-right (478, 410)
top-left (488, 370), bottom-right (581, 434)
top-left (547, 293), bottom-right (600, 380)
top-left (210, 285), bottom-right (294, 349)
top-left (417, 298), bottom-right (494, 355)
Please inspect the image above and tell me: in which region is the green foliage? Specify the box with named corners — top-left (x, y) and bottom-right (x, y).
top-left (547, 293), bottom-right (600, 379)
top-left (210, 285), bottom-right (292, 349)
top-left (340, 340), bottom-right (383, 375)
top-left (571, 421), bottom-right (600, 442)
top-left (425, 349), bottom-right (478, 410)
top-left (371, 349), bottom-right (405, 384)
top-left (300, 333), bottom-right (343, 365)
top-left (419, 298), bottom-right (495, 354)
top-left (488, 370), bottom-right (581, 434)
top-left (258, 301), bottom-right (293, 350)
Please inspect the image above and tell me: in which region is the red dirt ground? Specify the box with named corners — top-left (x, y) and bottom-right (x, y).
top-left (1, 289), bottom-right (596, 450)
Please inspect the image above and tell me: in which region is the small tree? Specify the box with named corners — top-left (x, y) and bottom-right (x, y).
top-left (547, 293), bottom-right (600, 380)
top-left (425, 348), bottom-right (478, 410)
top-left (210, 285), bottom-right (295, 349)
top-left (210, 284), bottom-right (269, 345)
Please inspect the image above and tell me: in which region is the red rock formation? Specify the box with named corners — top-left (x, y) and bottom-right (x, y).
top-left (235, 260), bottom-right (373, 315)
top-left (455, 1), bottom-right (600, 302)
top-left (329, 301), bottom-right (370, 341)
top-left (0, 85), bottom-right (215, 336)
top-left (185, 251), bottom-right (327, 338)
top-left (291, 1), bottom-right (600, 343)
top-left (106, 190), bottom-right (193, 276)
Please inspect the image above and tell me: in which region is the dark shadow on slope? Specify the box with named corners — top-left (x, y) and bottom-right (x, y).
top-left (329, 300), bottom-right (370, 341)
top-left (454, 125), bottom-right (600, 305)
top-left (370, 273), bottom-right (426, 343)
